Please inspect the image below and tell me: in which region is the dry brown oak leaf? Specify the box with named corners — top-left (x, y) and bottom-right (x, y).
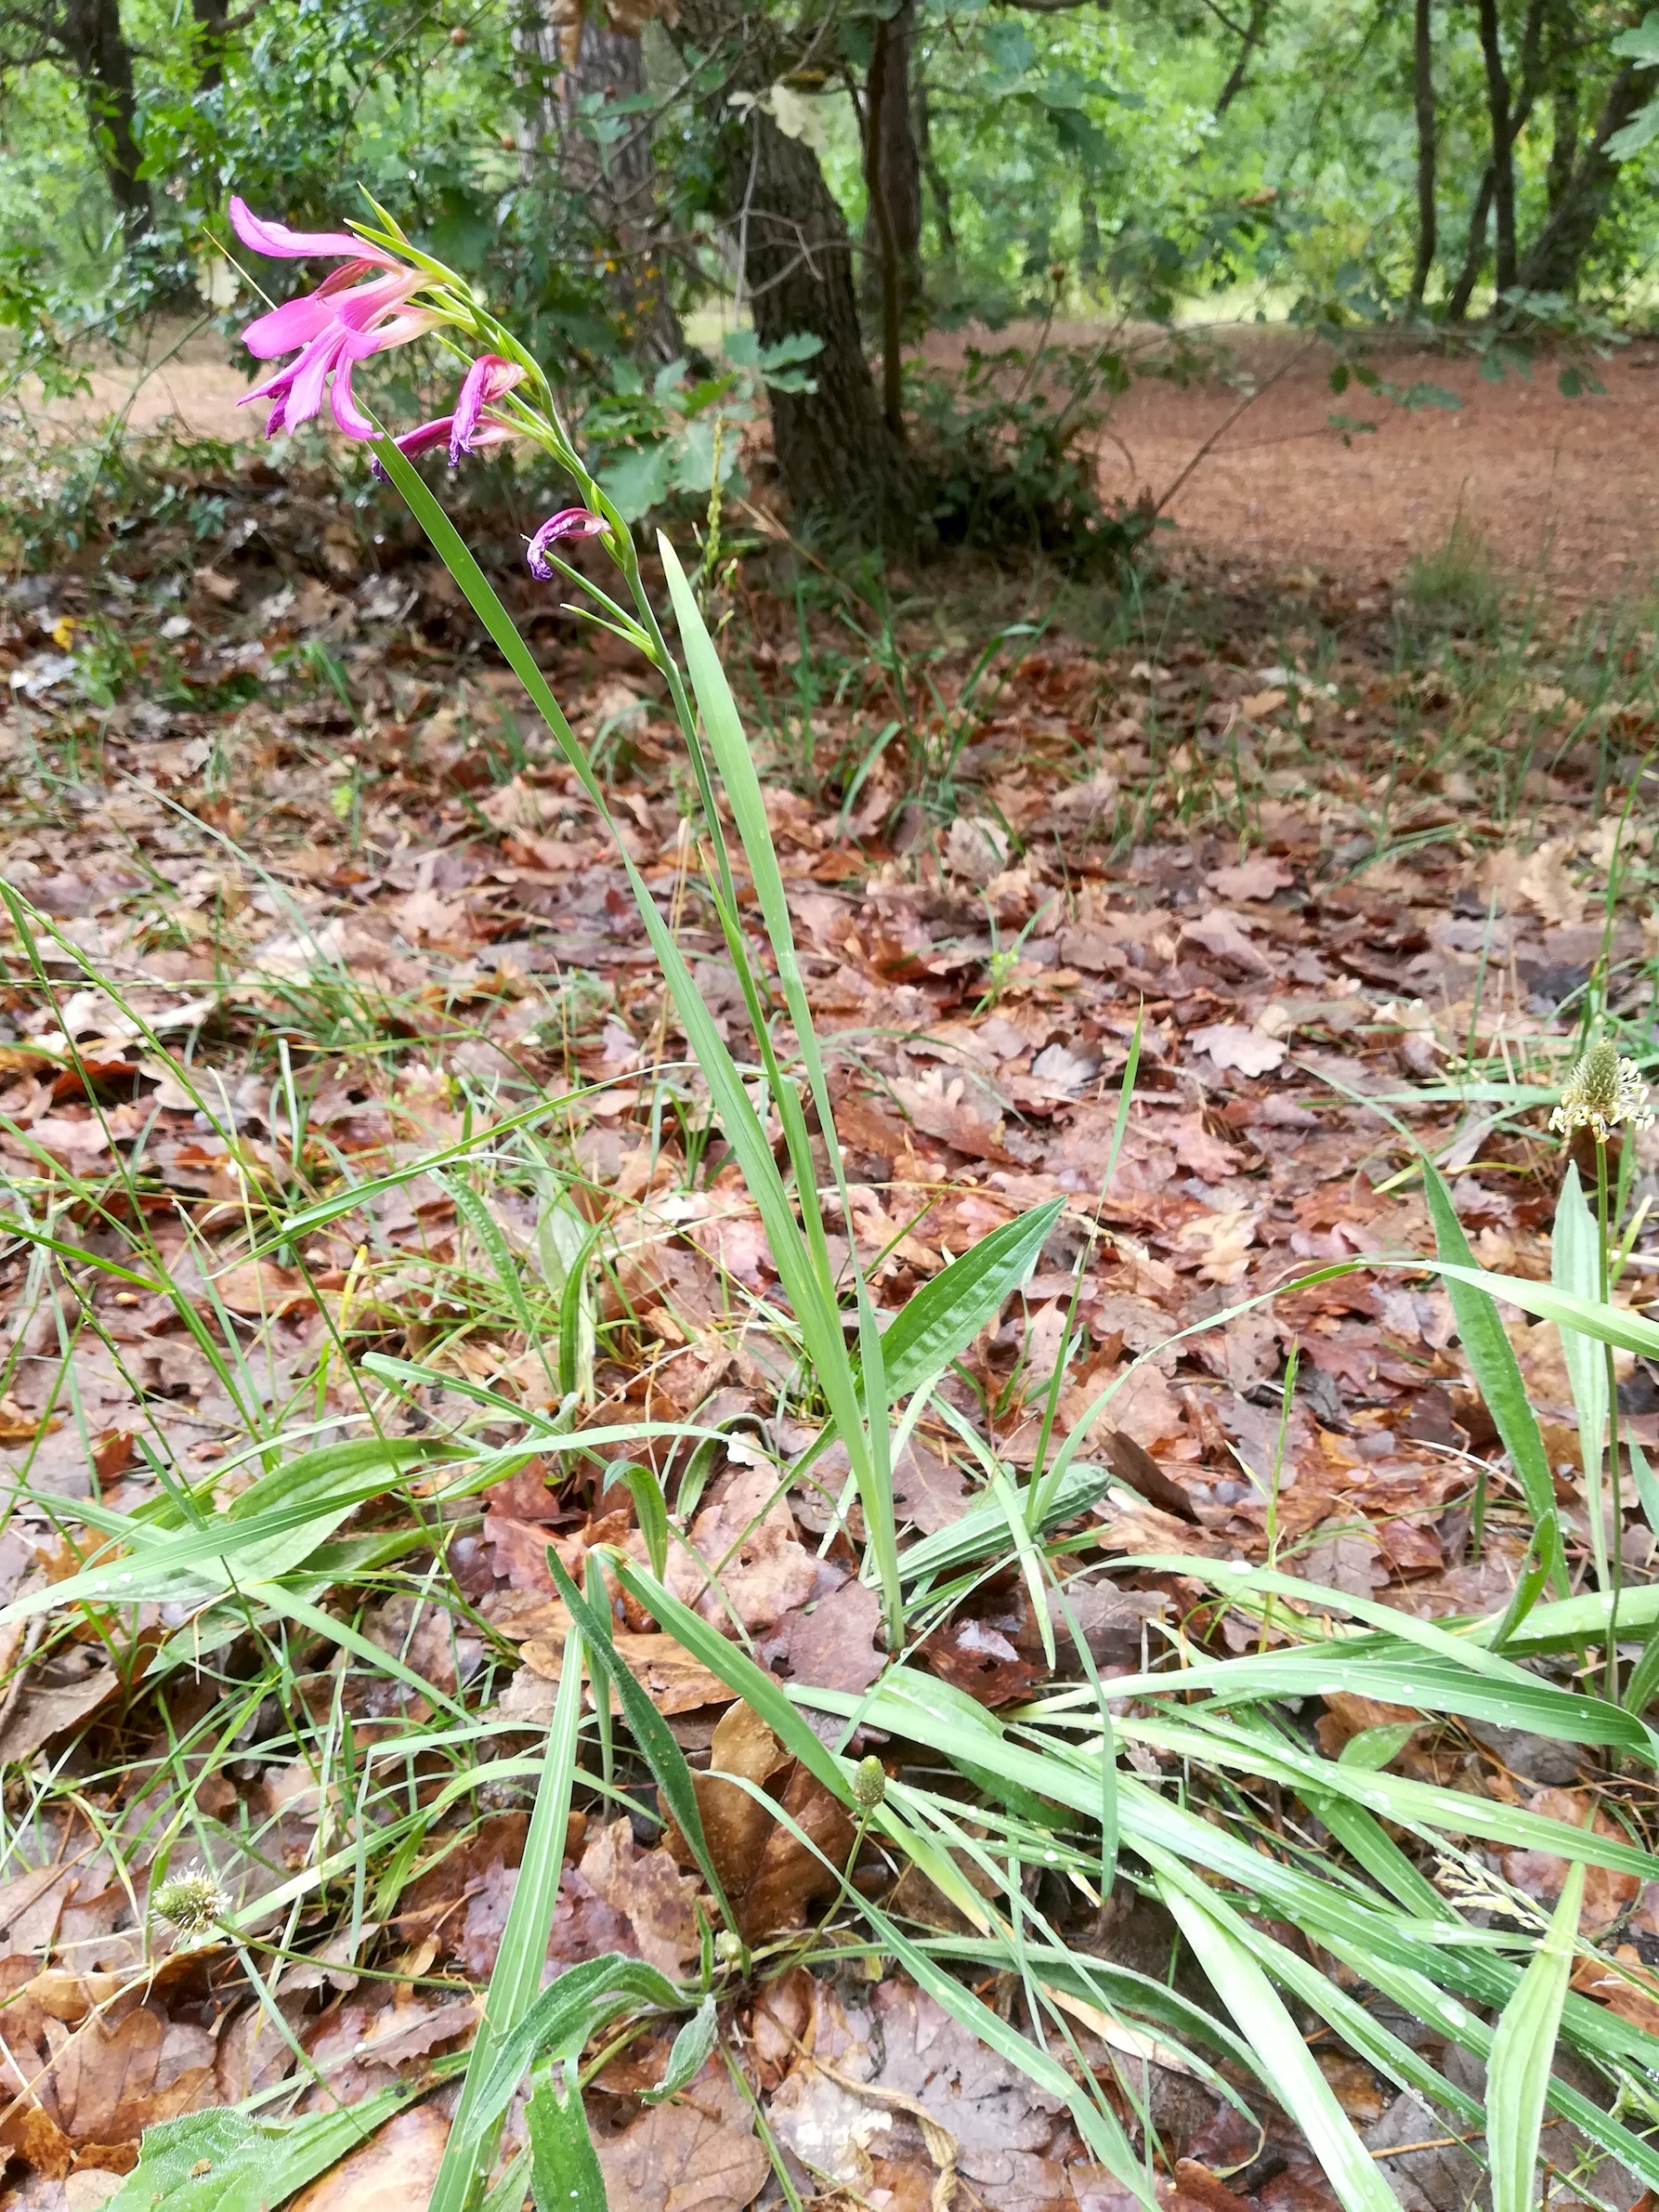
top-left (594, 2064), bottom-right (769, 2212)
top-left (662, 1699), bottom-right (854, 1943)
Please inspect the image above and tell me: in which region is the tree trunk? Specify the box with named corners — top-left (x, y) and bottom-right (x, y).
top-left (1451, 0), bottom-right (1547, 318)
top-left (862, 0), bottom-right (923, 334)
top-left (1517, 61), bottom-right (1645, 294)
top-left (1446, 165), bottom-right (1493, 321)
top-left (559, 15), bottom-right (684, 365)
top-left (1409, 0), bottom-right (1436, 306)
top-left (916, 68), bottom-right (956, 271)
top-left (191, 0), bottom-right (229, 91)
top-left (1215, 0), bottom-right (1272, 118)
top-left (668, 0), bottom-right (915, 536)
top-left (60, 0), bottom-right (150, 255)
top-left (864, 7), bottom-right (908, 435)
top-left (1476, 0), bottom-right (1516, 296)
top-left (743, 104), bottom-right (915, 529)
top-left (1078, 187), bottom-right (1101, 284)
top-left (1547, 74), bottom-right (1579, 214)
top-left (513, 0), bottom-right (566, 164)
top-left (1544, 0), bottom-right (1579, 213)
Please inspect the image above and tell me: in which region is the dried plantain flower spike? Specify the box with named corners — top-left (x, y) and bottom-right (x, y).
top-left (151, 1864), bottom-right (229, 1941)
top-left (1550, 1036), bottom-right (1653, 1145)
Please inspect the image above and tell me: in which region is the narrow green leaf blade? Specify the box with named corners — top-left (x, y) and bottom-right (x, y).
top-left (428, 1626), bottom-right (587, 2212)
top-left (900, 1461), bottom-right (1114, 1584)
top-left (880, 1200), bottom-right (1065, 1399)
top-left (1488, 1863), bottom-right (1586, 2212)
top-left (619, 1464), bottom-right (670, 1582)
top-left (608, 1552), bottom-right (856, 1802)
top-left (1424, 1158), bottom-right (1564, 1592)
top-left (470, 1956), bottom-right (688, 2140)
top-left (1552, 1163), bottom-right (1608, 1586)
top-left (1157, 1877), bottom-right (1400, 2212)
top-left (546, 1550), bottom-right (737, 1927)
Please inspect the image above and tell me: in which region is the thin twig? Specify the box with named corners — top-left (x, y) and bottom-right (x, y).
top-left (1153, 336), bottom-right (1318, 516)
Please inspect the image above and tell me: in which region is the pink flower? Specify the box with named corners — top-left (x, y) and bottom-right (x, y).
top-left (527, 507), bottom-right (609, 576)
top-left (228, 199), bottom-right (404, 268)
top-left (383, 416), bottom-right (457, 464)
top-left (370, 355), bottom-right (527, 478)
top-left (229, 196), bottom-right (443, 440)
top-left (449, 354), bottom-right (525, 465)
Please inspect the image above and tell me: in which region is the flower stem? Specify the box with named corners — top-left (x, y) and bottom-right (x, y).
top-left (1598, 1138), bottom-right (1625, 1699)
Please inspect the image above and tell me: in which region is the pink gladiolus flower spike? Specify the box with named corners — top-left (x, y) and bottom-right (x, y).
top-left (229, 196), bottom-right (446, 440)
top-left (527, 508), bottom-right (610, 577)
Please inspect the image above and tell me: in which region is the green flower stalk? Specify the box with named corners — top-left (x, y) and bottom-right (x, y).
top-left (1552, 1034), bottom-right (1652, 1695)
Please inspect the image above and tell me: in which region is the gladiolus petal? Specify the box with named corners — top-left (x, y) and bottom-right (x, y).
top-left (241, 291), bottom-right (342, 362)
top-left (371, 415), bottom-right (459, 478)
top-left (229, 196), bottom-right (400, 268)
top-left (527, 507), bottom-right (610, 576)
top-left (449, 354), bottom-right (526, 465)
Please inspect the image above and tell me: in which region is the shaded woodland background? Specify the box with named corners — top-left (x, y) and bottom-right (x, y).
top-left (7, 0), bottom-right (1659, 547)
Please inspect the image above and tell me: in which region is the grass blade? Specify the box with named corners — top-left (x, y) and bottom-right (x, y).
top-left (881, 1199), bottom-right (1064, 1399)
top-left (546, 1551), bottom-right (736, 1928)
top-left (1156, 1872), bottom-right (1401, 2212)
top-left (1552, 1163), bottom-right (1609, 1589)
top-left (428, 1624), bottom-right (587, 2212)
top-left (1424, 1158), bottom-right (1564, 1594)
top-left (467, 1957), bottom-right (689, 2143)
top-left (862, 1892), bottom-right (1158, 2211)
top-left (606, 1553), bottom-right (855, 1803)
top-left (1488, 1861), bottom-right (1586, 2212)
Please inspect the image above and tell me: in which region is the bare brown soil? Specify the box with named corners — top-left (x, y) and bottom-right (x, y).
top-left (929, 319), bottom-right (1659, 596)
top-left (20, 317), bottom-right (1659, 593)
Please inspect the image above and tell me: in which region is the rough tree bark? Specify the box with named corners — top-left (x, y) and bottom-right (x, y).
top-left (60, 0), bottom-right (150, 255)
top-left (915, 67), bottom-right (956, 274)
top-left (668, 0), bottom-right (915, 534)
top-left (559, 13), bottom-right (684, 365)
top-left (1409, 0), bottom-right (1435, 307)
top-left (1547, 73), bottom-right (1579, 213)
top-left (861, 0), bottom-right (923, 334)
top-left (1545, 0), bottom-right (1580, 216)
top-left (514, 2), bottom-right (684, 364)
top-left (1518, 61), bottom-right (1645, 294)
top-left (1446, 165), bottom-right (1494, 322)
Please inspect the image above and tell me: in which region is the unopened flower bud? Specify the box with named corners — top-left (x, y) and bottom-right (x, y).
top-left (853, 1756), bottom-right (887, 1811)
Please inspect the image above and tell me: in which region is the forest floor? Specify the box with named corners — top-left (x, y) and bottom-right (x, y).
top-left (26, 316), bottom-right (1659, 592)
top-left (0, 368), bottom-right (1657, 2212)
